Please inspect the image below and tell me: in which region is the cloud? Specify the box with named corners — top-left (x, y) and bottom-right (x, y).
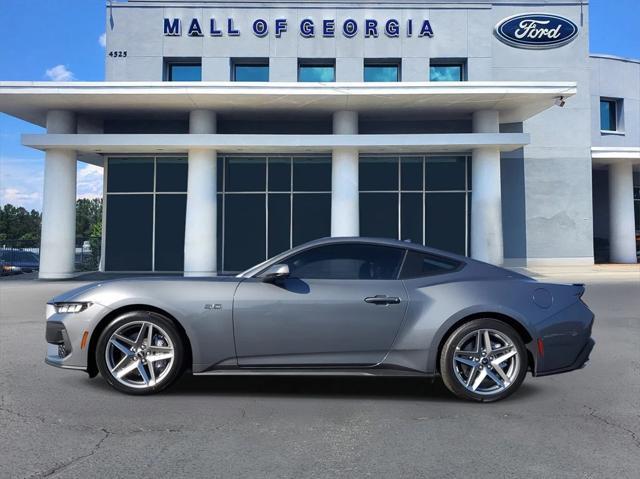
top-left (0, 157), bottom-right (44, 210)
top-left (45, 64), bottom-right (75, 81)
top-left (0, 158), bottom-right (105, 211)
top-left (98, 32), bottom-right (106, 48)
top-left (0, 188), bottom-right (41, 207)
top-left (77, 163), bottom-right (104, 200)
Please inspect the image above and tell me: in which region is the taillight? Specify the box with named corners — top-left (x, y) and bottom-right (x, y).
top-left (537, 338), bottom-right (545, 357)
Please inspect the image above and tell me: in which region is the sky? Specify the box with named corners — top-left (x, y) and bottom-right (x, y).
top-left (1, 0), bottom-right (639, 212)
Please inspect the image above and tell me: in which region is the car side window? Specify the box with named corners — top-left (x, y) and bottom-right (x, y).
top-left (399, 250), bottom-right (461, 279)
top-left (284, 243), bottom-right (405, 280)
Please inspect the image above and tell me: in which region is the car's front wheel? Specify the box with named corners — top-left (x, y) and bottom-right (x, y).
top-left (96, 311), bottom-right (184, 395)
top-left (440, 318), bottom-right (527, 402)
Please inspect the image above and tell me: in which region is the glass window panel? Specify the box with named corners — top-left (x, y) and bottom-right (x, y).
top-left (107, 157), bottom-right (154, 193)
top-left (425, 156), bottom-right (466, 191)
top-left (168, 63), bottom-right (201, 81)
top-left (634, 201), bottom-right (639, 231)
top-left (430, 65), bottom-right (463, 82)
top-left (225, 157), bottom-right (266, 192)
top-left (467, 192), bottom-right (472, 255)
top-left (234, 64), bottom-right (269, 81)
top-left (425, 193), bottom-right (466, 255)
top-left (360, 193), bottom-right (398, 239)
top-left (268, 157), bottom-right (291, 191)
top-left (401, 193), bottom-right (423, 244)
top-left (217, 193), bottom-right (223, 271)
top-left (284, 243), bottom-right (404, 280)
top-left (156, 157), bottom-right (188, 192)
top-left (400, 250), bottom-right (460, 279)
top-left (217, 157), bottom-right (224, 191)
top-left (154, 194), bottom-right (186, 271)
top-left (293, 157), bottom-right (331, 191)
top-left (292, 194), bottom-right (330, 246)
top-left (401, 157), bottom-right (423, 190)
top-left (364, 65), bottom-right (399, 82)
top-left (360, 157), bottom-right (398, 191)
top-left (224, 194), bottom-right (266, 271)
top-left (298, 65), bottom-right (335, 82)
top-left (600, 99), bottom-right (616, 131)
top-left (105, 195), bottom-right (153, 271)
top-left (268, 194), bottom-right (291, 258)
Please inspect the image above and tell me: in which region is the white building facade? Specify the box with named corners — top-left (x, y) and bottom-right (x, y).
top-left (0, 0), bottom-right (638, 278)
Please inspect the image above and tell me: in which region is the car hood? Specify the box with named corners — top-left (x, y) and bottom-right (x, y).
top-left (50, 275), bottom-right (242, 304)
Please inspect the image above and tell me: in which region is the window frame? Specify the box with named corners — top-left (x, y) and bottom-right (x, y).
top-left (429, 59), bottom-right (467, 82)
top-left (297, 58), bottom-right (336, 82)
top-left (363, 59), bottom-right (401, 82)
top-left (164, 58), bottom-right (202, 81)
top-left (219, 154), bottom-right (332, 273)
top-left (104, 155), bottom-right (189, 272)
top-left (231, 58), bottom-right (270, 82)
top-left (358, 154), bottom-right (472, 256)
top-left (600, 97), bottom-right (624, 134)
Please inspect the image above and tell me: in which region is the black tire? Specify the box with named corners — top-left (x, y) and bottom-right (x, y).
top-left (96, 311), bottom-right (185, 395)
top-left (439, 318), bottom-right (528, 402)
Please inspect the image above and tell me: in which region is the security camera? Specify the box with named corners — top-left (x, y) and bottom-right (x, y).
top-left (554, 96), bottom-right (566, 107)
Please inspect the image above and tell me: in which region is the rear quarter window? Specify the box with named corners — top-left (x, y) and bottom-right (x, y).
top-left (399, 250), bottom-right (462, 279)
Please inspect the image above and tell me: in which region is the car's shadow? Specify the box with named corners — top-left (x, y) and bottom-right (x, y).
top-left (157, 374), bottom-right (542, 402)
top-left (79, 371), bottom-right (541, 402)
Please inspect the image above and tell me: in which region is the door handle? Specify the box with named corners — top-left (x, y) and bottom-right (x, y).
top-left (364, 295), bottom-right (401, 305)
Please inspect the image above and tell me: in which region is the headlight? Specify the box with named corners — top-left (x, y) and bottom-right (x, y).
top-left (53, 302), bottom-right (92, 314)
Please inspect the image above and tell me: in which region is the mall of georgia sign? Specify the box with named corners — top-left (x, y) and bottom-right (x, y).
top-left (164, 17), bottom-right (434, 39)
top-left (494, 13), bottom-right (579, 49)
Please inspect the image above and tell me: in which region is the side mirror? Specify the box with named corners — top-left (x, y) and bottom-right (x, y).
top-left (260, 264), bottom-right (290, 282)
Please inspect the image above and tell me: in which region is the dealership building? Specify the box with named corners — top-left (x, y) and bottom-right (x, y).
top-left (0, 0), bottom-right (638, 278)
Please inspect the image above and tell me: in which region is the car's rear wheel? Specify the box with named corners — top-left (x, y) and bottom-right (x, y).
top-left (96, 311), bottom-right (184, 395)
top-left (440, 318), bottom-right (527, 402)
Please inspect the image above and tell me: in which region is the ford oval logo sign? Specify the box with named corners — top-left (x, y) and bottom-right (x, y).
top-left (494, 13), bottom-right (579, 49)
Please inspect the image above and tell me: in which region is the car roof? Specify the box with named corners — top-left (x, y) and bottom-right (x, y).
top-left (295, 236), bottom-right (468, 260)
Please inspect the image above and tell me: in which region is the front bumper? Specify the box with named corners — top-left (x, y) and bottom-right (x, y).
top-left (44, 302), bottom-right (111, 371)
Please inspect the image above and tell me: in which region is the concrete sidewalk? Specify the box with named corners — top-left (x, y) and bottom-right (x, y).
top-left (511, 263), bottom-right (640, 282)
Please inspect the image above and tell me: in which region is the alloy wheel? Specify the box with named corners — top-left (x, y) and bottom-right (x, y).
top-left (452, 328), bottom-right (520, 396)
top-left (105, 320), bottom-right (175, 389)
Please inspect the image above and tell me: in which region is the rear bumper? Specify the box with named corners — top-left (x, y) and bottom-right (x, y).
top-left (535, 337), bottom-right (595, 377)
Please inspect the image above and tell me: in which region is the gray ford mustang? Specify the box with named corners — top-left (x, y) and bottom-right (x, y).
top-left (45, 237), bottom-right (595, 402)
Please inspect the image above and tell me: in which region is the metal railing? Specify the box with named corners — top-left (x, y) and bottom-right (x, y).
top-left (0, 237), bottom-right (102, 273)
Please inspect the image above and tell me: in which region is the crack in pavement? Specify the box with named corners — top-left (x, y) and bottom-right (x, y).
top-left (584, 405), bottom-right (640, 449)
top-left (30, 428), bottom-right (111, 479)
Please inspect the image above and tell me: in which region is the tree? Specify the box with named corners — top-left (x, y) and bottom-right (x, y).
top-left (0, 204), bottom-right (41, 242)
top-left (75, 198), bottom-right (103, 242)
top-left (0, 198), bottom-right (102, 243)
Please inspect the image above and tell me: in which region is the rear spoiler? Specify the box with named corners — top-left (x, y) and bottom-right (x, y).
top-left (572, 283), bottom-right (585, 298)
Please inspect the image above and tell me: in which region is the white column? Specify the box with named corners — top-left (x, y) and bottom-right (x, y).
top-left (608, 161), bottom-right (637, 263)
top-left (331, 111), bottom-right (359, 237)
top-left (39, 110), bottom-right (77, 279)
top-left (471, 110), bottom-right (504, 265)
top-left (184, 110), bottom-right (217, 276)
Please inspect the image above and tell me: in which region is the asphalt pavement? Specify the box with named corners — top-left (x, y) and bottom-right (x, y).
top-left (1, 276), bottom-right (639, 478)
